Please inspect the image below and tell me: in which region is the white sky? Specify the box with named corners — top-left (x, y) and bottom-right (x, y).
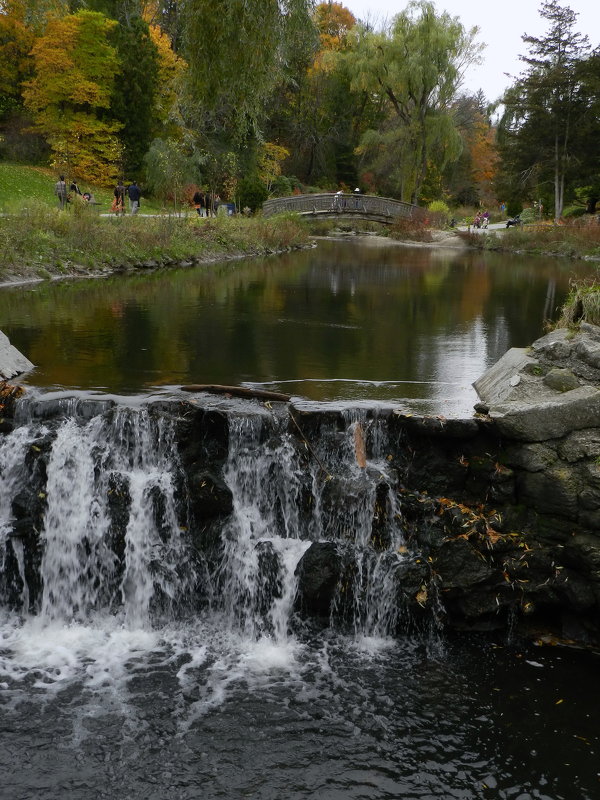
top-left (342, 0), bottom-right (600, 102)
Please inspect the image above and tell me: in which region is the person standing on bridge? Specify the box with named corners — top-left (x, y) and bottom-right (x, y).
top-left (353, 186), bottom-right (361, 209)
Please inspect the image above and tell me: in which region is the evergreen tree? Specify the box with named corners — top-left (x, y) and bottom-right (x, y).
top-left (497, 1), bottom-right (590, 219)
top-left (80, 0), bottom-right (160, 179)
top-left (111, 14), bottom-right (159, 178)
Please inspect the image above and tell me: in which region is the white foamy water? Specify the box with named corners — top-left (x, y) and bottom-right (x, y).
top-left (0, 401), bottom-right (416, 711)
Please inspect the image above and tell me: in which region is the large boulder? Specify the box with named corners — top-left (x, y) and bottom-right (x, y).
top-left (474, 326), bottom-right (600, 442)
top-left (0, 330), bottom-right (34, 380)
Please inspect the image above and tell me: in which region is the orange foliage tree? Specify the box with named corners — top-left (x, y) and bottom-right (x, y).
top-left (469, 115), bottom-right (498, 205)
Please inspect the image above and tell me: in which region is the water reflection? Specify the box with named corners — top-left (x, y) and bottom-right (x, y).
top-left (1, 239), bottom-right (591, 413)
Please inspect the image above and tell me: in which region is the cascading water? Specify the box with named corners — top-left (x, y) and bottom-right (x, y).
top-left (218, 411), bottom-right (311, 641)
top-left (0, 397), bottom-right (415, 654)
top-left (28, 408), bottom-right (195, 627)
top-left (215, 404), bottom-right (412, 643)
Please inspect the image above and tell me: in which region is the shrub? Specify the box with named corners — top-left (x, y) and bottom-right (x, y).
top-left (427, 200), bottom-right (450, 227)
top-left (563, 205), bottom-right (587, 219)
top-left (270, 175), bottom-right (293, 197)
top-left (237, 175), bottom-right (269, 212)
top-left (388, 217), bottom-right (432, 242)
top-left (519, 207), bottom-right (537, 224)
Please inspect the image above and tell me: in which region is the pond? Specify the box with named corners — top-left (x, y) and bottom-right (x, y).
top-left (1, 238), bottom-right (590, 414)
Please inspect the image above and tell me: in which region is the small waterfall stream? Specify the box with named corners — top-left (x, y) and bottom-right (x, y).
top-left (0, 398), bottom-right (411, 642)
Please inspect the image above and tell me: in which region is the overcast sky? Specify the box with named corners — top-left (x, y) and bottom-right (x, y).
top-left (342, 0), bottom-right (600, 102)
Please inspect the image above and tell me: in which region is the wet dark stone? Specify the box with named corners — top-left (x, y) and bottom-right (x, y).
top-left (433, 539), bottom-right (495, 590)
top-left (176, 406), bottom-right (230, 467)
top-left (391, 414), bottom-right (481, 440)
top-left (105, 472), bottom-right (130, 565)
top-left (188, 469), bottom-right (233, 520)
top-left (517, 467), bottom-right (580, 520)
top-left (255, 541), bottom-right (283, 627)
top-left (295, 541), bottom-right (342, 617)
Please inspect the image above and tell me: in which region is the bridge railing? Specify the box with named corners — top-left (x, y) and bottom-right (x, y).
top-left (262, 193), bottom-right (425, 221)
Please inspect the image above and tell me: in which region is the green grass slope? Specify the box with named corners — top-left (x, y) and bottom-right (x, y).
top-left (0, 163), bottom-right (163, 213)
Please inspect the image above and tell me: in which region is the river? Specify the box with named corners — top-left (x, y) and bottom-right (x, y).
top-left (0, 240), bottom-right (598, 799)
top-left (1, 238), bottom-right (588, 413)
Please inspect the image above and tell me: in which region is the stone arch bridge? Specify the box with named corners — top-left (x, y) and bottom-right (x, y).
top-left (262, 193), bottom-right (426, 225)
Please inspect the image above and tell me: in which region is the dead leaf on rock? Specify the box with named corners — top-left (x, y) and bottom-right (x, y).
top-left (415, 585), bottom-right (428, 606)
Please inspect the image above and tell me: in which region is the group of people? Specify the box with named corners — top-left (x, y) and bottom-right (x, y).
top-left (472, 210), bottom-right (490, 229)
top-left (54, 176), bottom-right (141, 213)
top-left (111, 181), bottom-right (141, 215)
top-left (192, 190), bottom-right (222, 217)
top-left (332, 187), bottom-right (363, 211)
top-left (53, 176), bottom-right (97, 208)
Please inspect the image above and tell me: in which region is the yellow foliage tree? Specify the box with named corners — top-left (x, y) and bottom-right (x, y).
top-left (258, 142), bottom-right (290, 192)
top-left (0, 13), bottom-right (34, 110)
top-left (148, 23), bottom-right (186, 131)
top-left (23, 10), bottom-right (123, 185)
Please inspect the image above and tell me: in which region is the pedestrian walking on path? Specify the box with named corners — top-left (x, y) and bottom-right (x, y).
top-left (127, 181), bottom-right (141, 214)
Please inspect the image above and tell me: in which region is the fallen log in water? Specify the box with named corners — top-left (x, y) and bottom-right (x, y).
top-left (181, 384), bottom-right (291, 402)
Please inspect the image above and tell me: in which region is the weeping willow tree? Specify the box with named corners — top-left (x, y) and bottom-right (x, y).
top-left (182, 0), bottom-right (316, 138)
top-left (346, 0), bottom-right (482, 204)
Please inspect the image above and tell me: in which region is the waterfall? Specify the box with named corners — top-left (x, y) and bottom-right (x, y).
top-left (311, 408), bottom-right (409, 637)
top-left (218, 412), bottom-right (311, 640)
top-left (217, 406), bottom-right (409, 640)
top-left (0, 397), bottom-right (415, 643)
top-left (1, 406), bottom-right (195, 627)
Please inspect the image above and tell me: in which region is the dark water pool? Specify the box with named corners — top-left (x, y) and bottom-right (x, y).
top-left (0, 624), bottom-right (598, 800)
top-left (1, 239), bottom-right (592, 413)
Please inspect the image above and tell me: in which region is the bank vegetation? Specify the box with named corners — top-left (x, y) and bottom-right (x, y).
top-left (0, 204), bottom-right (311, 282)
top-left (458, 220), bottom-right (600, 261)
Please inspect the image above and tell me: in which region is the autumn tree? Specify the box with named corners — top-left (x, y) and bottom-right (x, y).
top-left (23, 10), bottom-right (123, 184)
top-left (265, 2), bottom-right (370, 187)
top-left (148, 22), bottom-right (186, 137)
top-left (1, 0), bottom-right (68, 33)
top-left (0, 12), bottom-right (34, 118)
top-left (344, 0), bottom-right (482, 203)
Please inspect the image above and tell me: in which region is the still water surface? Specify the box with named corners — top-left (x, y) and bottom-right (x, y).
top-left (1, 238), bottom-right (592, 414)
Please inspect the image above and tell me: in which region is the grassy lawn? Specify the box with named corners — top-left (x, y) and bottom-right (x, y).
top-left (0, 163), bottom-right (167, 215)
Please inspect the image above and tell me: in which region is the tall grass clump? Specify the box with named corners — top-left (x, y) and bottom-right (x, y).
top-left (388, 216), bottom-right (433, 242)
top-left (556, 279), bottom-right (600, 328)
